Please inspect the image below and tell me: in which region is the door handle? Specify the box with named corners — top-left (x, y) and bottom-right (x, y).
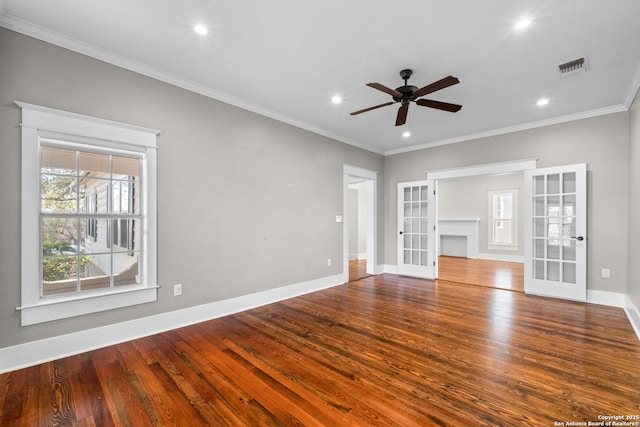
top-left (571, 236), bottom-right (584, 241)
top-left (399, 231), bottom-right (404, 235)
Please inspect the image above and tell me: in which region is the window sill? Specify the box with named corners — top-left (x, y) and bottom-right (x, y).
top-left (18, 285), bottom-right (158, 326)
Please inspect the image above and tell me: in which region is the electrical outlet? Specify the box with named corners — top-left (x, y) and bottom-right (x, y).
top-left (173, 283), bottom-right (183, 296)
top-left (601, 268), bottom-right (611, 279)
top-left (327, 258), bottom-right (332, 266)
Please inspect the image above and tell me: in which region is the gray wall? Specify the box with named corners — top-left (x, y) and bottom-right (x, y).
top-left (628, 91), bottom-right (640, 307)
top-left (385, 112), bottom-right (630, 293)
top-left (0, 28), bottom-right (384, 348)
top-left (438, 173), bottom-right (524, 258)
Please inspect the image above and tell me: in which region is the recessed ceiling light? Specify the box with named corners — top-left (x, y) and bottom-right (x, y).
top-left (537, 98), bottom-right (549, 107)
top-left (331, 95), bottom-right (342, 105)
top-left (514, 19), bottom-right (532, 30)
top-left (402, 131), bottom-right (411, 138)
top-left (194, 25), bottom-right (208, 35)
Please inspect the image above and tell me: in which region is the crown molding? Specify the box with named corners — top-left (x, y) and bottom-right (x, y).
top-left (0, 14), bottom-right (385, 156)
top-left (384, 104), bottom-right (628, 156)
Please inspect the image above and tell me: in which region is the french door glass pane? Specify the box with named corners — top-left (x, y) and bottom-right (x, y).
top-left (534, 239), bottom-right (545, 258)
top-left (420, 251), bottom-right (428, 266)
top-left (563, 172), bottom-right (576, 193)
top-left (547, 261), bottom-right (560, 281)
top-left (534, 176), bottom-right (545, 195)
top-left (562, 240), bottom-right (576, 261)
top-left (563, 262), bottom-right (576, 284)
top-left (404, 187), bottom-right (411, 202)
top-left (547, 242), bottom-right (560, 259)
top-left (534, 260), bottom-right (545, 279)
top-left (547, 174), bottom-right (560, 194)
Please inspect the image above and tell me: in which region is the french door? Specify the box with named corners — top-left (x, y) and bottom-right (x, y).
top-left (524, 164), bottom-right (587, 301)
top-left (397, 180), bottom-right (436, 278)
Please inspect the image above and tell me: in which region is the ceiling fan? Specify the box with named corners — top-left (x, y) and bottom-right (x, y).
top-left (350, 69), bottom-right (462, 126)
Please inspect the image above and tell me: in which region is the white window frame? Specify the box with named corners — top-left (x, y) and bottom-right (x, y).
top-left (488, 188), bottom-right (519, 251)
top-left (17, 101), bottom-right (160, 326)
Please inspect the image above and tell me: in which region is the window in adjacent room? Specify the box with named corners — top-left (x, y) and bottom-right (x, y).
top-left (18, 101), bottom-right (160, 325)
top-left (488, 189), bottom-right (518, 250)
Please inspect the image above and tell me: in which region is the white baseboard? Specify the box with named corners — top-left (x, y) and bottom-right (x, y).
top-left (382, 264), bottom-right (399, 274)
top-left (625, 295), bottom-right (640, 341)
top-left (0, 273), bottom-right (345, 374)
top-left (587, 289), bottom-right (626, 307)
top-left (478, 253), bottom-right (524, 263)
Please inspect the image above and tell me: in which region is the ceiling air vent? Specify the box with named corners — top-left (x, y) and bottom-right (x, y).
top-left (558, 57), bottom-right (588, 77)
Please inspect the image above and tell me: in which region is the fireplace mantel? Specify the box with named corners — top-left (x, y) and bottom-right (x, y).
top-left (438, 219), bottom-right (480, 259)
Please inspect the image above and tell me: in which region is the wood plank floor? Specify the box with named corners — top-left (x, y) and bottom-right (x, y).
top-left (349, 259), bottom-right (370, 282)
top-left (1, 274), bottom-right (639, 426)
top-left (437, 256), bottom-right (524, 292)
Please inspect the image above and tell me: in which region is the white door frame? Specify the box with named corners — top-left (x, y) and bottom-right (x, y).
top-left (426, 158), bottom-right (538, 277)
top-left (343, 165), bottom-right (378, 283)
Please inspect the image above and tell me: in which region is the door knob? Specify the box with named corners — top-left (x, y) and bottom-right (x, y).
top-left (571, 236), bottom-right (584, 241)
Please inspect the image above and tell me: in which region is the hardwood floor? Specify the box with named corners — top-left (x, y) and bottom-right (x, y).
top-left (2, 274), bottom-right (639, 426)
top-left (349, 259), bottom-right (370, 282)
top-left (437, 256), bottom-right (524, 292)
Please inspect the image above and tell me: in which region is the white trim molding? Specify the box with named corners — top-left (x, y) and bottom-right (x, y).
top-left (0, 273), bottom-right (345, 374)
top-left (625, 295), bottom-right (640, 341)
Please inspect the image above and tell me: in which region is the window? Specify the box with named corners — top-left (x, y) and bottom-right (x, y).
top-left (488, 189), bottom-right (518, 250)
top-left (18, 102), bottom-right (159, 325)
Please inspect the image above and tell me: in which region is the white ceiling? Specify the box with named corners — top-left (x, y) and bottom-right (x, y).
top-left (2, 0), bottom-right (640, 155)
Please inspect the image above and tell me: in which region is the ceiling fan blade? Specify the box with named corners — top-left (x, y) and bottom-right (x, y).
top-left (367, 82), bottom-right (402, 97)
top-left (413, 75), bottom-right (460, 98)
top-left (416, 98), bottom-right (463, 113)
top-left (395, 104), bottom-right (409, 126)
top-left (350, 101), bottom-right (396, 116)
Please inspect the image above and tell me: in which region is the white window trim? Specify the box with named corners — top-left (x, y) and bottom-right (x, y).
top-left (17, 101), bottom-right (160, 326)
top-left (487, 188), bottom-right (519, 251)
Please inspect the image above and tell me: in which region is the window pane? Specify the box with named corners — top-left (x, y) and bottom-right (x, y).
top-left (41, 174), bottom-right (78, 213)
top-left (494, 219), bottom-right (512, 244)
top-left (42, 217), bottom-right (80, 254)
top-left (42, 255), bottom-right (78, 296)
top-left (41, 146), bottom-right (76, 175)
top-left (79, 151), bottom-right (110, 176)
top-left (80, 253), bottom-right (112, 291)
top-left (114, 258), bottom-right (140, 286)
top-left (112, 156), bottom-right (140, 179)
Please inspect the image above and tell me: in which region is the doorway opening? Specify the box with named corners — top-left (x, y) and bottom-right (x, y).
top-left (426, 159), bottom-right (537, 292)
top-left (343, 165), bottom-right (377, 283)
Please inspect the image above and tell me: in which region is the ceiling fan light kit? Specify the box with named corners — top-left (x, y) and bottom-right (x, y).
top-left (351, 69), bottom-right (462, 126)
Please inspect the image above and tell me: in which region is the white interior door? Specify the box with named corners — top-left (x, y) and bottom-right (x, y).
top-left (397, 180), bottom-right (436, 278)
top-left (524, 164), bottom-right (587, 301)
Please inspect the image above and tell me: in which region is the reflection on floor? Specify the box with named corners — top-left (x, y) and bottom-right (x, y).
top-left (437, 256), bottom-right (524, 293)
top-left (349, 259), bottom-right (371, 282)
